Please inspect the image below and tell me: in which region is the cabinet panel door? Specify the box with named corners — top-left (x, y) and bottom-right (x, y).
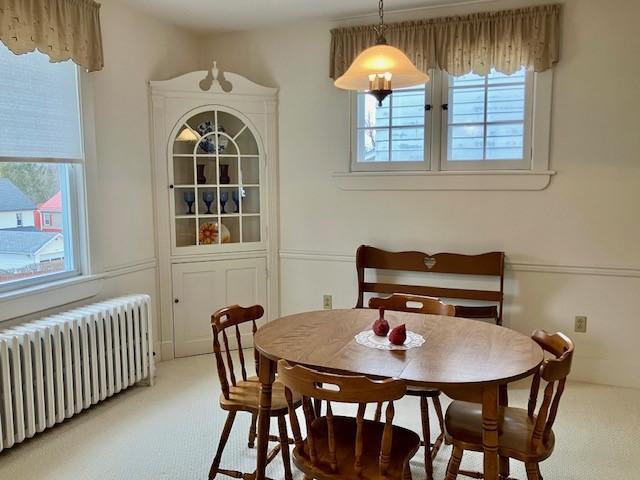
top-left (172, 257), bottom-right (267, 358)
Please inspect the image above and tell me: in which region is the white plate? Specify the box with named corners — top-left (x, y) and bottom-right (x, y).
top-left (354, 330), bottom-right (425, 351)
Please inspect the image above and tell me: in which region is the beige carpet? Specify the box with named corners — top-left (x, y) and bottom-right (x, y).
top-left (0, 354), bottom-right (638, 479)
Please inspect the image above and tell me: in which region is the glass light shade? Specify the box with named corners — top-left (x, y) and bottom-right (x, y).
top-left (176, 127), bottom-right (200, 142)
top-left (334, 44), bottom-right (429, 91)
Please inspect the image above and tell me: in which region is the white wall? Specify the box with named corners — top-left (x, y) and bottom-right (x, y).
top-left (200, 0), bottom-right (640, 388)
top-left (2, 0), bottom-right (200, 350)
top-left (86, 0), bottom-right (200, 348)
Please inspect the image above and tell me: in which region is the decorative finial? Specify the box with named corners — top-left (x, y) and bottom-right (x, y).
top-left (212, 61), bottom-right (219, 82)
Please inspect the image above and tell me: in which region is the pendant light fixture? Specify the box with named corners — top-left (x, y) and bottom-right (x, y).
top-left (334, 0), bottom-right (429, 106)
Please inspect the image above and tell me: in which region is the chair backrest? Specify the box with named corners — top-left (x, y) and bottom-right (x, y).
top-left (355, 245), bottom-right (505, 324)
top-left (211, 304), bottom-right (264, 400)
top-left (527, 330), bottom-right (574, 448)
top-left (369, 294), bottom-right (456, 316)
top-left (277, 360), bottom-right (406, 477)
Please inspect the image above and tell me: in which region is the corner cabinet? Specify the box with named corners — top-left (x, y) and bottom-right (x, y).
top-left (150, 63), bottom-right (278, 359)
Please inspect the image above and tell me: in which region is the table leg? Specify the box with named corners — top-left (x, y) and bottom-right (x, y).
top-left (498, 384), bottom-right (509, 480)
top-left (482, 385), bottom-right (499, 480)
top-left (256, 354), bottom-right (276, 480)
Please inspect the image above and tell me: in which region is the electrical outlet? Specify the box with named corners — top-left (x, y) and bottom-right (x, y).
top-left (574, 315), bottom-right (587, 333)
top-left (323, 294), bottom-right (333, 310)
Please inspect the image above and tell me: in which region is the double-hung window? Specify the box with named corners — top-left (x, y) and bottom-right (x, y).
top-left (351, 66), bottom-right (549, 176)
top-left (0, 43), bottom-right (87, 292)
top-left (443, 67), bottom-right (531, 170)
top-left (353, 85), bottom-right (429, 171)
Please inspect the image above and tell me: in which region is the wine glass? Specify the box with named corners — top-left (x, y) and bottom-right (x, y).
top-left (203, 191), bottom-right (215, 214)
top-left (232, 191), bottom-right (240, 213)
top-left (183, 191), bottom-right (195, 214)
top-left (220, 191), bottom-right (229, 214)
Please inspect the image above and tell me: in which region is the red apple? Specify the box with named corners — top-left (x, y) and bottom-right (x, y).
top-left (389, 324), bottom-right (407, 346)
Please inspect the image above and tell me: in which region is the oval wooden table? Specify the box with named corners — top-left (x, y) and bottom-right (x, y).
top-left (253, 309), bottom-right (544, 480)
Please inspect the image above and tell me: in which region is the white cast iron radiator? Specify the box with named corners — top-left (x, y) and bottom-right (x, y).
top-left (0, 294), bottom-right (154, 452)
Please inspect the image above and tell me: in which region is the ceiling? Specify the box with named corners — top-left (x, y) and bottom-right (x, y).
top-left (121, 0), bottom-right (455, 33)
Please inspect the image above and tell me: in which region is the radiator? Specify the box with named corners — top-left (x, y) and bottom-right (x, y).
top-left (0, 294), bottom-right (154, 452)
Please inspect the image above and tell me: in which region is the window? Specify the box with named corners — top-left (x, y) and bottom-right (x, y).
top-left (351, 66), bottom-right (549, 176)
top-left (443, 67), bottom-right (531, 170)
top-left (0, 43), bottom-right (85, 292)
top-left (353, 85), bottom-right (429, 171)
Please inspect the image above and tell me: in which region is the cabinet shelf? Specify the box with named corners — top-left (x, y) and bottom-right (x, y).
top-left (173, 184), bottom-right (260, 188)
top-left (173, 154), bottom-right (260, 158)
top-left (175, 213), bottom-right (261, 219)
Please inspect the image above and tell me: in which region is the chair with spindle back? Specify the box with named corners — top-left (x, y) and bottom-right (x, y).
top-left (443, 330), bottom-right (574, 480)
top-left (278, 359), bottom-right (421, 480)
top-left (368, 294), bottom-right (456, 480)
top-left (355, 245), bottom-right (505, 325)
top-left (209, 304), bottom-right (302, 480)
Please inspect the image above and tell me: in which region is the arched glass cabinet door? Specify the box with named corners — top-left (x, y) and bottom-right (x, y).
top-left (170, 107), bottom-right (263, 251)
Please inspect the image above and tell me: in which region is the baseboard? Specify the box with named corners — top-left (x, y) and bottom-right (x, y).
top-left (160, 340), bottom-right (175, 361)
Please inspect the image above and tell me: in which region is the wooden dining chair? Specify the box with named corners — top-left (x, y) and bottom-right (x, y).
top-left (277, 359), bottom-right (421, 480)
top-left (369, 294), bottom-right (456, 480)
top-left (443, 330), bottom-right (574, 480)
top-left (209, 304), bottom-right (302, 480)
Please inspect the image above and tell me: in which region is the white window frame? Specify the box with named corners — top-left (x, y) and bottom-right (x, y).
top-left (16, 212), bottom-right (23, 226)
top-left (0, 60), bottom-right (93, 296)
top-left (43, 212), bottom-right (52, 227)
top-left (440, 69), bottom-right (534, 172)
top-left (340, 68), bottom-right (554, 191)
top-left (350, 84), bottom-right (433, 172)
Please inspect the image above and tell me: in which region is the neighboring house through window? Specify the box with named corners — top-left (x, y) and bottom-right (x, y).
top-left (0, 42), bottom-right (87, 291)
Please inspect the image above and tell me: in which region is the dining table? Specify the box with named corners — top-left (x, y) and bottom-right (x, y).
top-left (253, 308), bottom-right (544, 480)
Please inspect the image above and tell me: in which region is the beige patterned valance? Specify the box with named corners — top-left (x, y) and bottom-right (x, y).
top-left (0, 0), bottom-right (103, 71)
top-left (330, 4), bottom-right (560, 79)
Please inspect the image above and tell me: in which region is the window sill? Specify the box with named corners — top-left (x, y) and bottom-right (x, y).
top-left (332, 170), bottom-right (556, 191)
top-left (0, 274), bottom-right (105, 322)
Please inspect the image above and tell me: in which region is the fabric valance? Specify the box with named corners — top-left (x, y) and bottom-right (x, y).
top-left (330, 4), bottom-right (560, 79)
top-left (0, 0), bottom-right (104, 72)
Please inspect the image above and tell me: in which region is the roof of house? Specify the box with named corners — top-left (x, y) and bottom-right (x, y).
top-left (0, 230), bottom-right (60, 255)
top-left (0, 178), bottom-right (37, 212)
top-left (38, 191), bottom-right (62, 212)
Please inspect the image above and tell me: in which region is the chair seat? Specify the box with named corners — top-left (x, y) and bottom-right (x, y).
top-left (219, 376), bottom-right (300, 415)
top-left (445, 401), bottom-right (555, 462)
top-left (293, 416), bottom-right (420, 480)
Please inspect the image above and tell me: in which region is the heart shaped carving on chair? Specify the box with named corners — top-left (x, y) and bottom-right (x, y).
top-left (424, 256), bottom-right (437, 269)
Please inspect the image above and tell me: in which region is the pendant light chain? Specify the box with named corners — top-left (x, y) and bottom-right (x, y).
top-left (374, 0), bottom-right (388, 44)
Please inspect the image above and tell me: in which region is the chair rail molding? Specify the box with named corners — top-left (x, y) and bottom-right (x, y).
top-left (332, 170), bottom-right (556, 191)
top-left (279, 249), bottom-right (640, 278)
top-left (103, 257), bottom-right (158, 278)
